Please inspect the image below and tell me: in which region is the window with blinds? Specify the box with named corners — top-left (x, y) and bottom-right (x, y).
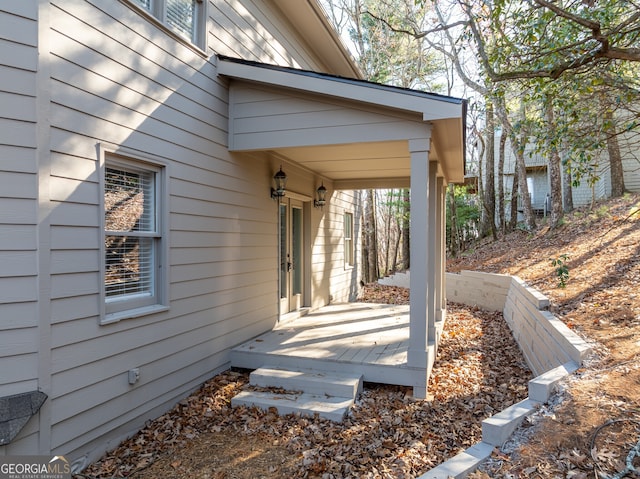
top-left (104, 163), bottom-right (161, 313)
top-left (166, 0), bottom-right (195, 41)
top-left (128, 0), bottom-right (202, 46)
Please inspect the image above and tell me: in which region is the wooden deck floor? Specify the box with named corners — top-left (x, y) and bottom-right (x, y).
top-left (231, 303), bottom-right (425, 387)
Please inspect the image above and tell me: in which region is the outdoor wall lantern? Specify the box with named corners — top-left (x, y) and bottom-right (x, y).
top-left (270, 166), bottom-right (287, 199)
top-left (313, 182), bottom-right (327, 209)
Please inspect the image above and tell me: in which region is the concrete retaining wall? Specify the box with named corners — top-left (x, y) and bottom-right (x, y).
top-left (446, 271), bottom-right (591, 376)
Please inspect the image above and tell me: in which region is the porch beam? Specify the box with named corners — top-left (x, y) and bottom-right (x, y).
top-left (407, 135), bottom-right (432, 399)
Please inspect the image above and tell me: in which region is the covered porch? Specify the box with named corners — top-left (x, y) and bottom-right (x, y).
top-left (218, 56), bottom-right (466, 397)
top-left (231, 303), bottom-right (429, 387)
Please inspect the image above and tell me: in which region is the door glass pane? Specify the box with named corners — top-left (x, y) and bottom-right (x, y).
top-left (292, 207), bottom-right (302, 295)
top-left (279, 204), bottom-right (287, 299)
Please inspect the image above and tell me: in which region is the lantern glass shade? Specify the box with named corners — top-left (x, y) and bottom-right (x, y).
top-left (273, 167), bottom-right (287, 197)
top-left (314, 182), bottom-right (327, 208)
top-left (317, 184), bottom-right (326, 204)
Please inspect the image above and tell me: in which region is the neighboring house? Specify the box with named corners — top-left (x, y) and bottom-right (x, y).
top-left (0, 0), bottom-right (465, 469)
top-left (489, 125), bottom-right (640, 217)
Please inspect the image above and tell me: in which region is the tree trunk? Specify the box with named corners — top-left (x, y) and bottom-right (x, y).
top-left (496, 97), bottom-right (536, 231)
top-left (480, 101), bottom-right (497, 239)
top-left (563, 163), bottom-right (574, 212)
top-left (390, 190), bottom-right (401, 273)
top-left (364, 189), bottom-right (379, 282)
top-left (391, 193), bottom-right (401, 273)
top-left (361, 191), bottom-right (370, 283)
top-left (497, 127), bottom-right (507, 236)
top-left (545, 100), bottom-right (564, 229)
top-left (509, 165), bottom-right (519, 231)
top-left (401, 188), bottom-right (410, 270)
top-left (604, 109), bottom-right (626, 197)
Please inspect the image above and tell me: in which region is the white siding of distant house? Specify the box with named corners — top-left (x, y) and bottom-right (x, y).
top-left (0, 0), bottom-right (361, 467)
top-left (0, 1), bottom-right (41, 455)
top-left (496, 130), bottom-right (637, 216)
top-left (619, 127), bottom-right (640, 192)
top-left (569, 161), bottom-right (609, 206)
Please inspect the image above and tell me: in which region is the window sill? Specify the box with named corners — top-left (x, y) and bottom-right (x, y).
top-left (102, 304), bottom-right (169, 325)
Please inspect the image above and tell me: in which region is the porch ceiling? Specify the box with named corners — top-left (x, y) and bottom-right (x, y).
top-left (218, 56), bottom-right (466, 188)
top-left (270, 141), bottom-right (412, 189)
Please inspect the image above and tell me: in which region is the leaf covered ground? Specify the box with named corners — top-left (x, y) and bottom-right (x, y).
top-left (80, 299), bottom-right (530, 478)
top-left (80, 194), bottom-right (640, 479)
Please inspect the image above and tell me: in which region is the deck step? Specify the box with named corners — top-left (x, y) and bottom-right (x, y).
top-left (250, 366), bottom-right (363, 398)
top-left (231, 390), bottom-right (355, 422)
top-left (231, 367), bottom-right (363, 422)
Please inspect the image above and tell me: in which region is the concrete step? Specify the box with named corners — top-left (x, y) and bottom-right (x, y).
top-left (231, 390), bottom-right (355, 422)
top-left (250, 366), bottom-right (363, 398)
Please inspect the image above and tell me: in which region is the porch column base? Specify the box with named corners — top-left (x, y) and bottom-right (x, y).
top-left (408, 348), bottom-right (429, 399)
top-left (412, 383), bottom-right (428, 399)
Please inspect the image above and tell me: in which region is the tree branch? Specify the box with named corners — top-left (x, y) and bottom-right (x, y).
top-left (532, 0), bottom-right (600, 30)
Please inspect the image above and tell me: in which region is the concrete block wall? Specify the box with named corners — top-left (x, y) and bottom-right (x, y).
top-left (446, 271), bottom-right (591, 376)
top-left (446, 270), bottom-right (511, 312)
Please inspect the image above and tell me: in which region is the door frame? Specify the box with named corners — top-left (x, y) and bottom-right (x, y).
top-left (278, 196), bottom-right (311, 317)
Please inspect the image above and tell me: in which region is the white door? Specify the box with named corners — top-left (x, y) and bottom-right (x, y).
top-left (279, 199), bottom-right (304, 314)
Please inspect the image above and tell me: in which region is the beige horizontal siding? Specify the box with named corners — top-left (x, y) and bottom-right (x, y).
top-left (0, 4), bottom-right (39, 407)
top-left (42, 0), bottom-right (290, 460)
top-left (0, 0), bottom-right (362, 464)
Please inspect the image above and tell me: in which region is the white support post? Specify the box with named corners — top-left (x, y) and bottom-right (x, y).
top-left (408, 136), bottom-right (431, 399)
top-left (427, 162), bottom-right (438, 343)
top-left (435, 176), bottom-right (445, 321)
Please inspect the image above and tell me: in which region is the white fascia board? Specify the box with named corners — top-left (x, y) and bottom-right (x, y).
top-left (217, 58), bottom-right (464, 121)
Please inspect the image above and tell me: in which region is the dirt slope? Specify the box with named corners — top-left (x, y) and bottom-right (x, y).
top-left (450, 194), bottom-right (640, 478)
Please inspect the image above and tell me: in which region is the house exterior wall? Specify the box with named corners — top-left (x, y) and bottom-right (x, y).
top-left (209, 1), bottom-right (326, 70)
top-left (0, 1), bottom-right (41, 454)
top-left (1, 0), bottom-right (360, 468)
top-left (316, 190), bottom-right (362, 306)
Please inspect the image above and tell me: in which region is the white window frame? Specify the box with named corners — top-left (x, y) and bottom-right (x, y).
top-left (127, 0), bottom-right (206, 49)
top-left (100, 150), bottom-right (169, 324)
top-left (344, 211), bottom-right (354, 268)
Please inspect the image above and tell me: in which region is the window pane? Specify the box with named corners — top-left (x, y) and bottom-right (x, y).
top-left (292, 207), bottom-right (302, 295)
top-left (105, 167), bottom-right (155, 233)
top-left (132, 0), bottom-right (152, 11)
top-left (279, 204), bottom-right (287, 299)
top-left (344, 213), bottom-right (352, 238)
top-left (105, 236), bottom-right (154, 298)
top-left (344, 212), bottom-right (354, 266)
top-left (166, 0), bottom-right (195, 40)
top-left (104, 163), bottom-right (159, 310)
